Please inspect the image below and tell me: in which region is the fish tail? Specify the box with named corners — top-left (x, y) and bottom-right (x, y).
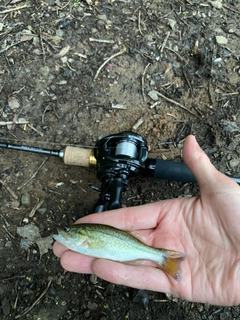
top-left (158, 249), bottom-right (185, 281)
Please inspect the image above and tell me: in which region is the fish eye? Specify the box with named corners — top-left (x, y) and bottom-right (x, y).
top-left (63, 227), bottom-right (71, 233)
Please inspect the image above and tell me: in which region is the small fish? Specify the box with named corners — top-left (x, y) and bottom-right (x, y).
top-left (53, 223), bottom-right (185, 281)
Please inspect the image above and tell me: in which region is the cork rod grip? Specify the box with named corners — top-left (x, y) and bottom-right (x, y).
top-left (63, 146), bottom-right (96, 167)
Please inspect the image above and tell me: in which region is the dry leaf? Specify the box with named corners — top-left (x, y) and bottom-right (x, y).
top-left (36, 236), bottom-right (53, 259)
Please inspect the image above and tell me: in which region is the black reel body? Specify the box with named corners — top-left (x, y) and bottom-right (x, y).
top-left (92, 131), bottom-right (148, 212)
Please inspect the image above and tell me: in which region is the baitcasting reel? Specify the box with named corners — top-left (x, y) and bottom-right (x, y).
top-left (92, 131), bottom-right (148, 212)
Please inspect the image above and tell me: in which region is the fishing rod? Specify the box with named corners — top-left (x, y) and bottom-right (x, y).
top-left (0, 141), bottom-right (96, 167)
top-left (0, 131), bottom-right (239, 212)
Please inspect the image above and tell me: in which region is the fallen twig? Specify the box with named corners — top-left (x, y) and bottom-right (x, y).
top-left (142, 63), bottom-right (151, 102)
top-left (0, 120), bottom-right (28, 126)
top-left (165, 47), bottom-right (184, 61)
top-left (3, 224), bottom-right (15, 240)
top-left (182, 67), bottom-right (193, 94)
top-left (0, 275), bottom-right (26, 282)
top-left (74, 52), bottom-right (87, 59)
top-left (223, 4), bottom-right (240, 15)
top-left (133, 117), bottom-right (144, 130)
top-left (0, 213), bottom-right (17, 247)
top-left (160, 31), bottom-right (170, 52)
top-left (66, 61), bottom-right (76, 72)
top-left (15, 280), bottom-right (52, 319)
top-left (28, 124), bottom-right (44, 136)
top-left (221, 92), bottom-right (239, 96)
top-left (151, 91), bottom-right (199, 118)
top-left (132, 114), bottom-right (148, 130)
top-left (111, 102), bottom-right (126, 109)
top-left (0, 213), bottom-right (10, 227)
top-left (150, 101), bottom-right (162, 109)
top-left (0, 41), bottom-right (24, 54)
top-left (93, 46), bottom-right (127, 81)
top-left (17, 157), bottom-right (48, 190)
top-left (39, 27), bottom-right (46, 63)
top-left (89, 38), bottom-right (114, 43)
top-left (138, 10), bottom-right (143, 36)
top-left (29, 199), bottom-right (45, 218)
top-left (58, 0), bottom-right (71, 10)
top-left (0, 179), bottom-right (18, 199)
top-left (0, 4), bottom-right (29, 14)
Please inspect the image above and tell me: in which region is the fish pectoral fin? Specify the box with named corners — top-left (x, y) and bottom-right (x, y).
top-left (159, 250), bottom-right (185, 281)
top-left (80, 238), bottom-right (90, 248)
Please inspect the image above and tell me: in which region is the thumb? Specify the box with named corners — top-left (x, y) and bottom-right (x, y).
top-left (183, 135), bottom-right (237, 192)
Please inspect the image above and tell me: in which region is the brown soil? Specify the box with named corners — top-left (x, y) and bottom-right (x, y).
top-left (0, 0), bottom-right (240, 319)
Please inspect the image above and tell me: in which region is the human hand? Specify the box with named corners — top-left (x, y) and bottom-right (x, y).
top-left (53, 135), bottom-right (240, 306)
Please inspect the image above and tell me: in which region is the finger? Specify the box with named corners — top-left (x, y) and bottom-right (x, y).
top-left (74, 200), bottom-right (172, 231)
top-left (53, 241), bottom-right (68, 258)
top-left (92, 259), bottom-right (178, 295)
top-left (183, 135), bottom-right (238, 192)
top-left (60, 250), bottom-right (95, 274)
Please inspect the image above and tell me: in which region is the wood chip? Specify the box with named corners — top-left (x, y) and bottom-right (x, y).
top-left (54, 45), bottom-right (70, 58)
top-left (29, 199), bottom-right (45, 218)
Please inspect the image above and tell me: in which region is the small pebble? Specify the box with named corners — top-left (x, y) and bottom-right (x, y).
top-left (23, 217), bottom-right (29, 223)
top-left (168, 18), bottom-right (176, 30)
top-left (97, 14), bottom-right (107, 21)
top-left (197, 304), bottom-right (204, 312)
top-left (87, 301), bottom-right (98, 310)
top-left (56, 29), bottom-right (64, 37)
top-left (5, 241), bottom-right (12, 248)
top-left (1, 297), bottom-right (10, 316)
top-left (166, 293), bottom-right (179, 303)
top-left (84, 310), bottom-right (91, 318)
top-left (133, 290), bottom-right (149, 309)
top-left (229, 158), bottom-right (240, 168)
top-left (89, 274), bottom-right (98, 284)
top-left (105, 283), bottom-right (115, 294)
top-left (21, 192), bottom-right (31, 206)
top-left (20, 238), bottom-right (29, 251)
top-left (148, 90), bottom-right (159, 101)
top-left (221, 120), bottom-right (240, 133)
top-left (37, 208), bottom-right (47, 215)
top-left (39, 66), bottom-right (50, 77)
top-left (210, 0), bottom-right (223, 9)
top-left (8, 96), bottom-right (20, 109)
top-left (213, 57), bottom-right (222, 64)
top-left (216, 35), bottom-right (228, 45)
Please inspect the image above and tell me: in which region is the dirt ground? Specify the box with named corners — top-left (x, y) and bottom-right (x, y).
top-left (0, 0), bottom-right (240, 319)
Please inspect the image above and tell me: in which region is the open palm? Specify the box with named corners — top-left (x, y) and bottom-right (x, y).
top-left (53, 136), bottom-right (240, 306)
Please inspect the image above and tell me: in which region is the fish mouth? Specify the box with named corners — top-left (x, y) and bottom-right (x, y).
top-left (52, 229), bottom-right (64, 242)
top-left (52, 234), bottom-right (60, 242)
